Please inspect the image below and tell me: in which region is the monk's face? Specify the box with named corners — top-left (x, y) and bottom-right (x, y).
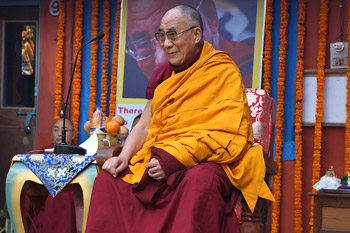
top-left (51, 119), bottom-right (75, 145)
top-left (157, 9), bottom-right (202, 66)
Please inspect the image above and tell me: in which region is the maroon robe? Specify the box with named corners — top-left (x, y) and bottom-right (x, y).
top-left (85, 150), bottom-right (240, 233)
top-left (85, 46), bottom-right (241, 232)
top-left (24, 193), bottom-right (77, 233)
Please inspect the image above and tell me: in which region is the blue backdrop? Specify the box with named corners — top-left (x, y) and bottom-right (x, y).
top-left (267, 0), bottom-right (297, 160)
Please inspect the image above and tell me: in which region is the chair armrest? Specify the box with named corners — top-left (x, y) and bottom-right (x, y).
top-left (263, 151), bottom-right (278, 176)
top-left (95, 145), bottom-right (122, 168)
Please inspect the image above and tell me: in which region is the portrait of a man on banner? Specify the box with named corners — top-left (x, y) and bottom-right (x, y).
top-left (119, 0), bottom-right (264, 101)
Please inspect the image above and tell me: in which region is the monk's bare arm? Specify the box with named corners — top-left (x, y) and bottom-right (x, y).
top-left (102, 100), bottom-right (152, 177)
top-left (118, 100), bottom-right (152, 160)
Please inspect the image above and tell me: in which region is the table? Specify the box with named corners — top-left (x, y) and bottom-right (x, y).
top-left (5, 159), bottom-right (98, 233)
top-left (309, 191), bottom-right (350, 233)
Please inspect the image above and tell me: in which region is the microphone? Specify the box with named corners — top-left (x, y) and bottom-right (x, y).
top-left (54, 32), bottom-right (105, 155)
top-left (90, 31), bottom-right (105, 42)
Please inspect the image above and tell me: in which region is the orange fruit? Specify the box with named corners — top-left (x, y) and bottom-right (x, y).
top-left (83, 120), bottom-right (91, 133)
top-left (105, 120), bottom-right (120, 133)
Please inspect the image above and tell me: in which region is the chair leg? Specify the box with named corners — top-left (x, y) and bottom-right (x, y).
top-left (71, 164), bottom-right (98, 233)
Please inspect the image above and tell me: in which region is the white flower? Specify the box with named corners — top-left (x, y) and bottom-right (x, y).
top-left (57, 167), bottom-right (67, 177)
top-left (48, 168), bottom-right (56, 177)
top-left (246, 92), bottom-right (258, 105)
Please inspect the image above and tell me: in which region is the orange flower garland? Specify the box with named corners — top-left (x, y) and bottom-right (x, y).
top-left (72, 0), bottom-right (83, 141)
top-left (310, 0), bottom-right (328, 231)
top-left (294, 0), bottom-right (306, 232)
top-left (109, 1), bottom-right (121, 117)
top-left (345, 0), bottom-right (350, 175)
top-left (89, 0), bottom-right (99, 118)
top-left (54, 0), bottom-right (65, 120)
top-left (271, 0), bottom-right (288, 232)
top-left (101, 0), bottom-right (110, 115)
top-left (263, 0), bottom-right (273, 94)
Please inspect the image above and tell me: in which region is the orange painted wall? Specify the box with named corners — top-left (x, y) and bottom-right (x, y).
top-left (36, 0), bottom-right (75, 149)
top-left (279, 128), bottom-right (345, 233)
top-left (279, 0), bottom-right (348, 232)
top-left (304, 0), bottom-right (348, 69)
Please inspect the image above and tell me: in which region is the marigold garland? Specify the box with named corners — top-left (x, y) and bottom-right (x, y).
top-left (294, 0), bottom-right (306, 232)
top-left (263, 0), bottom-right (273, 94)
top-left (310, 0), bottom-right (328, 232)
top-left (101, 0), bottom-right (110, 115)
top-left (89, 0), bottom-right (99, 118)
top-left (271, 0), bottom-right (288, 232)
top-left (54, 0), bottom-right (65, 121)
top-left (345, 0), bottom-right (350, 175)
top-left (72, 0), bottom-right (83, 142)
top-left (109, 1), bottom-right (121, 117)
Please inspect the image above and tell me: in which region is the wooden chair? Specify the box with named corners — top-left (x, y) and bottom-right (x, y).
top-left (240, 88), bottom-right (277, 233)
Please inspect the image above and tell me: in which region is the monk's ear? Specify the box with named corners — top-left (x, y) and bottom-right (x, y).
top-left (193, 27), bottom-right (202, 44)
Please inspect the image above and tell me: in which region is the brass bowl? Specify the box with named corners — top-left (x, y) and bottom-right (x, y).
top-left (95, 132), bottom-right (128, 149)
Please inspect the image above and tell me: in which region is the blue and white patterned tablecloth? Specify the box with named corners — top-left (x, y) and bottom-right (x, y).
top-left (16, 154), bottom-right (96, 197)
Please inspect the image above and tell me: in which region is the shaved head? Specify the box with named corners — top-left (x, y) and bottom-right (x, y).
top-left (173, 5), bottom-right (203, 35)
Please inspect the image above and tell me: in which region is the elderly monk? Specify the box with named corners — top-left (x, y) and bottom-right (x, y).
top-left (86, 5), bottom-right (273, 233)
top-left (50, 118), bottom-right (76, 146)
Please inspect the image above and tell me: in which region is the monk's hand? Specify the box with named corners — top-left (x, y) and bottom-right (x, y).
top-left (145, 158), bottom-right (166, 180)
top-left (102, 156), bottom-right (128, 178)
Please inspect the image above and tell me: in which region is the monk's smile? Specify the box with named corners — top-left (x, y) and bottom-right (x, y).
top-left (167, 51), bottom-right (177, 56)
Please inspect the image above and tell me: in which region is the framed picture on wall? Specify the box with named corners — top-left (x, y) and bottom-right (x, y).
top-left (116, 0), bottom-right (266, 126)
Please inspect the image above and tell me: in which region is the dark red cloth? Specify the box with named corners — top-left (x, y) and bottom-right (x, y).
top-left (24, 193), bottom-right (77, 233)
top-left (85, 148), bottom-right (241, 233)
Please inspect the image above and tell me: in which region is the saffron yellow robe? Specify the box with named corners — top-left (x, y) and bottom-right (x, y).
top-left (123, 41), bottom-right (274, 212)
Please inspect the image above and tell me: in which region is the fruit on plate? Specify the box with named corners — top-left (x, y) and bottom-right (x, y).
top-left (84, 120), bottom-right (91, 134)
top-left (119, 125), bottom-right (129, 134)
top-left (105, 120), bottom-right (120, 133)
top-left (112, 115), bottom-right (125, 125)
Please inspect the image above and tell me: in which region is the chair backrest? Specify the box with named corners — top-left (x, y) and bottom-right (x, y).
top-left (245, 88), bottom-right (275, 159)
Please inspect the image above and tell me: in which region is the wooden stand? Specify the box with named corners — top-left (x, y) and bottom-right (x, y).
top-left (6, 160), bottom-right (98, 233)
top-left (240, 154), bottom-right (277, 233)
top-left (309, 191), bottom-right (350, 232)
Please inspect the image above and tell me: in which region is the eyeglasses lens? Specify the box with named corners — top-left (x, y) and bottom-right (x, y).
top-left (127, 38), bottom-right (155, 60)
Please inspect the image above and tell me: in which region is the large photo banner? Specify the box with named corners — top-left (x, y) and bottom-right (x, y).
top-left (117, 0), bottom-right (266, 129)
